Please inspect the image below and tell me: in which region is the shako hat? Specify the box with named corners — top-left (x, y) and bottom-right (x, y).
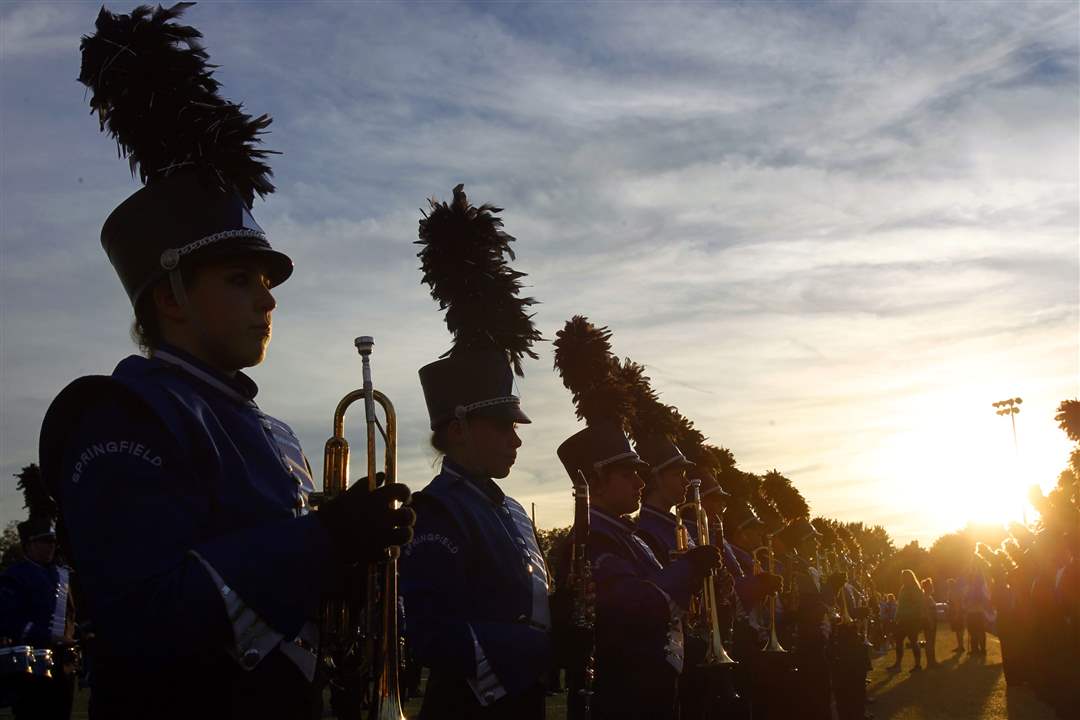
top-left (723, 499), bottom-right (764, 532)
top-left (693, 466), bottom-right (730, 499)
top-left (416, 185), bottom-right (541, 430)
top-left (79, 3), bottom-right (291, 307)
top-left (17, 518), bottom-right (56, 544)
top-left (775, 516), bottom-right (821, 549)
top-left (553, 316), bottom-right (646, 483)
top-left (635, 435), bottom-right (694, 476)
top-left (558, 421), bottom-right (648, 483)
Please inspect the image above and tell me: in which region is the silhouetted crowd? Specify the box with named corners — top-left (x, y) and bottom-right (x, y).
top-left (970, 486), bottom-right (1080, 719)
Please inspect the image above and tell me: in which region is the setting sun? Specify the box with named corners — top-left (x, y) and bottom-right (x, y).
top-left (867, 386), bottom-right (1072, 539)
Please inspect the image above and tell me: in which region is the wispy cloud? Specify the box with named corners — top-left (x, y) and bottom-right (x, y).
top-left (1, 1), bottom-right (1076, 547)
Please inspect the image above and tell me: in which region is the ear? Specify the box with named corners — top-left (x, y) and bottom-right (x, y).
top-left (445, 418), bottom-right (467, 446)
top-left (152, 278), bottom-right (186, 323)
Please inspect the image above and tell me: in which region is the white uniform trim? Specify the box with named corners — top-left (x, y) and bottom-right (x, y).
top-left (505, 499), bottom-right (552, 631)
top-left (154, 350), bottom-right (254, 406)
top-left (650, 452), bottom-right (688, 475)
top-left (189, 551), bottom-right (319, 681)
top-left (593, 450), bottom-right (641, 470)
top-left (465, 624), bottom-right (509, 706)
top-left (159, 229), bottom-right (266, 271)
top-left (48, 566), bottom-right (70, 643)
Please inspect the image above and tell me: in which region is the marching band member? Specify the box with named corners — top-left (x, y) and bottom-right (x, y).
top-left (0, 468), bottom-right (76, 720)
top-left (552, 316), bottom-right (722, 720)
top-left (635, 434), bottom-right (694, 562)
top-left (36, 7), bottom-right (413, 717)
top-left (773, 518), bottom-right (836, 720)
top-left (399, 185), bottom-right (550, 719)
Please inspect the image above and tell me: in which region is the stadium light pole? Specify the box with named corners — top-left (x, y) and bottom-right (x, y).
top-left (992, 397), bottom-right (1024, 524)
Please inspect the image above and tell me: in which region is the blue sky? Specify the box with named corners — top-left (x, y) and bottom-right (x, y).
top-left (1, 1), bottom-right (1077, 546)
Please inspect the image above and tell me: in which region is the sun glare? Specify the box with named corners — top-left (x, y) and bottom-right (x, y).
top-left (868, 385), bottom-right (1071, 540)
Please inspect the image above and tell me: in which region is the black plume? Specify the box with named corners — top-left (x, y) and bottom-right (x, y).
top-left (417, 184), bottom-right (541, 375)
top-left (614, 358), bottom-right (679, 443)
top-left (671, 410), bottom-right (706, 460)
top-left (79, 3), bottom-right (275, 206)
top-left (553, 316), bottom-right (632, 426)
top-left (15, 464), bottom-right (56, 521)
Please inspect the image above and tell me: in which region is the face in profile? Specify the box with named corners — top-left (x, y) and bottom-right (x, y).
top-left (598, 461), bottom-right (645, 516)
top-left (27, 537), bottom-right (57, 565)
top-left (187, 258), bottom-right (277, 371)
top-left (655, 465), bottom-right (690, 509)
top-left (449, 416), bottom-right (522, 479)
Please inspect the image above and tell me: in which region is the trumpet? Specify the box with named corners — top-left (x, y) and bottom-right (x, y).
top-left (318, 336), bottom-right (405, 720)
top-left (674, 478), bottom-right (737, 667)
top-left (761, 533), bottom-right (786, 653)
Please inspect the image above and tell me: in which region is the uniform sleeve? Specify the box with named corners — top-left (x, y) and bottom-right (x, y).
top-left (0, 568), bottom-right (26, 642)
top-left (56, 399), bottom-right (336, 661)
top-left (398, 494), bottom-right (476, 675)
top-left (590, 534), bottom-right (683, 623)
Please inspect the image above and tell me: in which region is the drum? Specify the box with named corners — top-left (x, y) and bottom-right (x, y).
top-left (0, 646), bottom-right (34, 676)
top-left (31, 648), bottom-right (54, 679)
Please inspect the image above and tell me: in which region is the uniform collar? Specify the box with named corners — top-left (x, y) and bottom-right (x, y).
top-left (153, 344), bottom-right (259, 403)
top-left (441, 458), bottom-right (506, 506)
top-left (641, 503), bottom-right (678, 524)
top-left (590, 507), bottom-right (635, 532)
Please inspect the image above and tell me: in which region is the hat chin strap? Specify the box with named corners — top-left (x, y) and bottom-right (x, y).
top-left (168, 269), bottom-right (190, 308)
top-left (166, 268), bottom-right (213, 356)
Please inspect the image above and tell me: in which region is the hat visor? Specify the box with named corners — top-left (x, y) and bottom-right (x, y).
top-left (194, 243), bottom-right (294, 288)
top-left (611, 455), bottom-right (650, 469)
top-left (469, 402), bottom-right (531, 425)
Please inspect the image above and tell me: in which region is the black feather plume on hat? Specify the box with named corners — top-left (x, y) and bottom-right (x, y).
top-left (15, 464), bottom-right (56, 522)
top-left (417, 184), bottom-right (541, 376)
top-left (78, 2), bottom-right (275, 206)
top-left (614, 358), bottom-right (680, 444)
top-left (553, 316), bottom-right (633, 427)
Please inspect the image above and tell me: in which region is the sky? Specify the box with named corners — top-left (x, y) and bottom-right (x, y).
top-left (1, 0), bottom-right (1077, 548)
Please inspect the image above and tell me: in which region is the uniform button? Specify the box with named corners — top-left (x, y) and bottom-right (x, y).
top-left (241, 648), bottom-right (261, 669)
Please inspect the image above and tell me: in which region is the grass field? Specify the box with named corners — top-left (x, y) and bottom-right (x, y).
top-left (2, 623), bottom-right (1058, 718)
top-left (865, 623), bottom-right (1057, 720)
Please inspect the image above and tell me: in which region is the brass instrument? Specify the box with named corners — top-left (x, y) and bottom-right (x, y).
top-left (319, 336), bottom-right (405, 720)
top-left (761, 533), bottom-right (787, 653)
top-left (567, 471), bottom-right (596, 720)
top-left (837, 579), bottom-right (854, 625)
top-left (674, 478), bottom-right (737, 666)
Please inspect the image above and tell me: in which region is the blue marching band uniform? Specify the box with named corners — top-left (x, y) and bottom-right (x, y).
top-left (0, 528), bottom-right (72, 654)
top-left (40, 346), bottom-right (334, 717)
top-left (0, 518), bottom-right (76, 719)
top-left (400, 459), bottom-right (552, 715)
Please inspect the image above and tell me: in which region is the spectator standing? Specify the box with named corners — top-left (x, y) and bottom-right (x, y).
top-left (879, 593), bottom-right (897, 653)
top-left (964, 567), bottom-right (992, 655)
top-left (946, 577), bottom-right (965, 652)
top-left (889, 570), bottom-right (925, 672)
top-left (920, 578), bottom-right (939, 668)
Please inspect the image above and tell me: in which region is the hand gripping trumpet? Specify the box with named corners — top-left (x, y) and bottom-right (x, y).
top-left (673, 478), bottom-right (737, 667)
top-left (318, 336), bottom-right (406, 720)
